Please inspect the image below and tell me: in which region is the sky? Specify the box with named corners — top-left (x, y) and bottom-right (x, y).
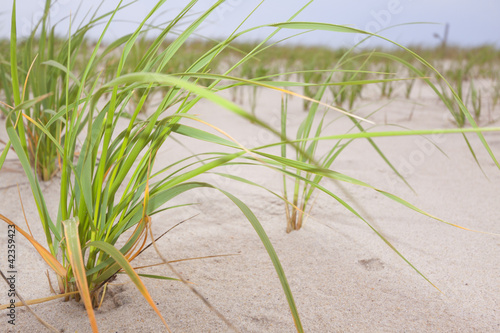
top-left (1, 0), bottom-right (499, 49)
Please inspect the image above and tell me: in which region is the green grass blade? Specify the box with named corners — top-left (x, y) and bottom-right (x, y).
top-left (276, 167), bottom-right (442, 291)
top-left (5, 114), bottom-right (59, 249)
top-left (289, 127), bottom-right (500, 143)
top-left (0, 141), bottom-right (11, 172)
top-left (133, 273), bottom-right (180, 282)
top-left (42, 60), bottom-right (81, 87)
top-left (219, 189), bottom-right (303, 332)
top-left (10, 0), bottom-right (21, 106)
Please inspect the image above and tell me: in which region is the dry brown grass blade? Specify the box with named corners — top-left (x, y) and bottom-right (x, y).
top-left (21, 54), bottom-right (39, 103)
top-left (124, 217), bottom-right (149, 261)
top-left (0, 100), bottom-right (14, 110)
top-left (0, 290), bottom-right (80, 309)
top-left (11, 93), bottom-right (52, 128)
top-left (124, 153), bottom-right (155, 262)
top-left (121, 215), bottom-right (147, 259)
top-left (45, 270), bottom-right (57, 294)
top-left (62, 217), bottom-right (98, 333)
top-left (0, 214), bottom-right (66, 276)
top-left (97, 283), bottom-right (109, 309)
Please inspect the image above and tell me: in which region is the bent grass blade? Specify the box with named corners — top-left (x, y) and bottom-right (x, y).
top-left (0, 214), bottom-right (66, 276)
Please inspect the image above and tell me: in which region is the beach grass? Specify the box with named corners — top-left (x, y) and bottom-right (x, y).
top-left (0, 1), bottom-right (499, 332)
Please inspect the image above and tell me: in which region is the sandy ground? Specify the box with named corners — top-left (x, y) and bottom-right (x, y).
top-left (0, 81), bottom-right (499, 332)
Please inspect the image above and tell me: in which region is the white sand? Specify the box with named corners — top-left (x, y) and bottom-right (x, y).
top-left (0, 82), bottom-right (499, 332)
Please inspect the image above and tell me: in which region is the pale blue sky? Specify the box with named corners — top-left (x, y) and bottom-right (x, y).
top-left (1, 0), bottom-right (499, 48)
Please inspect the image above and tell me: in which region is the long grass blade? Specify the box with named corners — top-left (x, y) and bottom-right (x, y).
top-left (0, 214), bottom-right (66, 276)
top-left (62, 217), bottom-right (98, 333)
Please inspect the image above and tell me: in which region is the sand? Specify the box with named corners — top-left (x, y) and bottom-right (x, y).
top-left (0, 81), bottom-right (499, 332)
